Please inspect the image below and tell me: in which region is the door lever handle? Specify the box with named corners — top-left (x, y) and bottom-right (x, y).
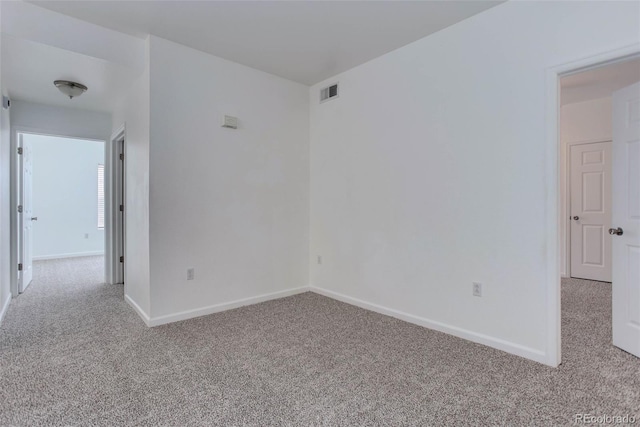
top-left (30, 217), bottom-right (38, 221)
top-left (572, 216), bottom-right (579, 220)
top-left (608, 227), bottom-right (623, 236)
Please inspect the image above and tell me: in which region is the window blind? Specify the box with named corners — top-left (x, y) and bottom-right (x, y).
top-left (98, 164), bottom-right (105, 229)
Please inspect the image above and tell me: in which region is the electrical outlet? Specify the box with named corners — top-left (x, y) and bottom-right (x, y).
top-left (187, 268), bottom-right (195, 281)
top-left (317, 255), bottom-right (322, 265)
top-left (473, 282), bottom-right (482, 297)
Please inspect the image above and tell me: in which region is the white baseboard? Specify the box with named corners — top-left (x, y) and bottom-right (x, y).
top-left (309, 286), bottom-right (549, 366)
top-left (124, 283), bottom-right (548, 366)
top-left (34, 251), bottom-right (105, 261)
top-left (142, 287), bottom-right (310, 327)
top-left (0, 295), bottom-right (11, 326)
top-left (125, 294), bottom-right (151, 326)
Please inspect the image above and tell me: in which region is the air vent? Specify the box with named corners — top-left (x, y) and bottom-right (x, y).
top-left (320, 83), bottom-right (339, 103)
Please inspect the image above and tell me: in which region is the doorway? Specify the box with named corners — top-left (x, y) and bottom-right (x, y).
top-left (106, 128), bottom-right (125, 286)
top-left (557, 55), bottom-right (640, 362)
top-left (10, 128), bottom-right (125, 298)
top-left (15, 132), bottom-right (106, 292)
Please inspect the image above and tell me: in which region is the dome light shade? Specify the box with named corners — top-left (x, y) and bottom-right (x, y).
top-left (54, 80), bottom-right (88, 99)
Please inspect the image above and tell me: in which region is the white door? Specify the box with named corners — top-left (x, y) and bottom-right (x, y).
top-left (19, 136), bottom-right (34, 293)
top-left (612, 82), bottom-right (640, 358)
top-left (570, 141), bottom-right (612, 282)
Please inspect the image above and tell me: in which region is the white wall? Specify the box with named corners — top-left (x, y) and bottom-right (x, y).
top-left (561, 97), bottom-right (613, 144)
top-left (1, 1), bottom-right (145, 73)
top-left (309, 1), bottom-right (639, 365)
top-left (0, 1), bottom-right (12, 322)
top-left (0, 98), bottom-right (8, 318)
top-left (27, 134), bottom-right (105, 260)
top-left (559, 97), bottom-right (612, 277)
top-left (147, 36), bottom-right (309, 320)
top-left (112, 38), bottom-right (151, 317)
top-left (10, 100), bottom-right (112, 142)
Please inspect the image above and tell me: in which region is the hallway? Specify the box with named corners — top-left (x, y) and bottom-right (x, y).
top-left (3, 256), bottom-right (108, 342)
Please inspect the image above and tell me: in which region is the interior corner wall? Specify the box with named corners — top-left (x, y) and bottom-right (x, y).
top-left (559, 97), bottom-right (613, 278)
top-left (308, 1), bottom-right (639, 364)
top-left (147, 36), bottom-right (309, 320)
top-left (111, 39), bottom-right (151, 318)
top-left (0, 0), bottom-right (12, 321)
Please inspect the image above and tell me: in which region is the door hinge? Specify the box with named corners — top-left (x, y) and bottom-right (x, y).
top-left (119, 204), bottom-right (124, 212)
top-left (119, 256), bottom-right (124, 263)
top-left (17, 147), bottom-right (23, 155)
top-left (17, 205), bottom-right (23, 213)
top-left (120, 153), bottom-right (124, 161)
top-left (18, 263), bottom-right (23, 271)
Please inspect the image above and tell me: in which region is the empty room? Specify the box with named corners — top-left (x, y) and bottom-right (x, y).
top-left (0, 1), bottom-right (638, 426)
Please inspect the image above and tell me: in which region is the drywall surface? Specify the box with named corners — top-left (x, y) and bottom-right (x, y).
top-left (148, 36), bottom-right (309, 318)
top-left (27, 134), bottom-right (104, 260)
top-left (559, 97), bottom-right (612, 277)
top-left (10, 100), bottom-right (111, 142)
top-left (0, 3), bottom-right (11, 320)
top-left (1, 1), bottom-right (144, 72)
top-left (561, 97), bottom-right (613, 144)
top-left (309, 1), bottom-right (639, 364)
top-left (0, 101), bottom-right (8, 316)
top-left (111, 40), bottom-right (151, 317)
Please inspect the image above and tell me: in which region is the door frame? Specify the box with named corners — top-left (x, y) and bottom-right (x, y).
top-left (11, 132), bottom-right (24, 296)
top-left (565, 138), bottom-right (613, 280)
top-left (545, 43), bottom-right (640, 367)
top-left (105, 125), bottom-right (125, 285)
top-left (10, 127), bottom-right (110, 297)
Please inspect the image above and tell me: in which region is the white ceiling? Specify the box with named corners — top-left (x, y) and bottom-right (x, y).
top-left (561, 57), bottom-right (640, 105)
top-left (2, 35), bottom-right (138, 113)
top-left (27, 0), bottom-right (503, 85)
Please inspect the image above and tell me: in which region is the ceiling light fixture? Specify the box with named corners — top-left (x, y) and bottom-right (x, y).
top-left (54, 80), bottom-right (88, 99)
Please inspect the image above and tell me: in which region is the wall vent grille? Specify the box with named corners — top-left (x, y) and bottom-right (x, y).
top-left (320, 83), bottom-right (339, 103)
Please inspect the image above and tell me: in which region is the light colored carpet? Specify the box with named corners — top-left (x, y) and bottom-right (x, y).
top-left (0, 258), bottom-right (638, 426)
